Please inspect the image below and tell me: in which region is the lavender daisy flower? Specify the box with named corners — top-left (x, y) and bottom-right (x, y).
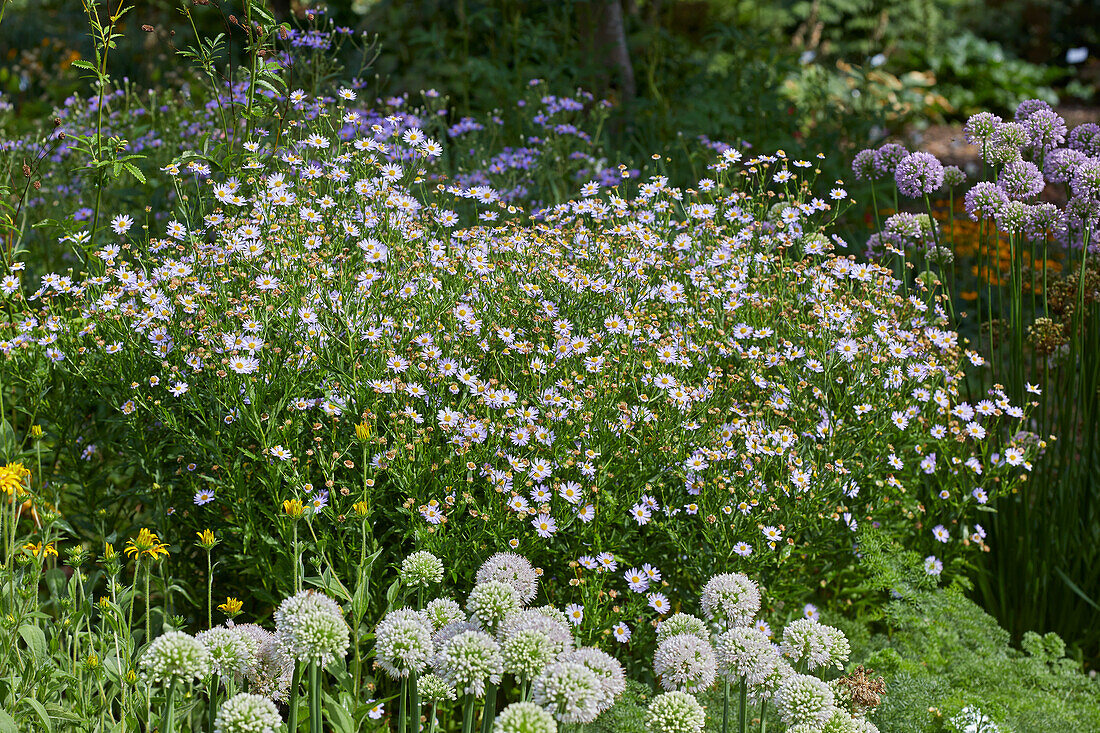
top-left (998, 160), bottom-right (1045, 200)
top-left (1043, 148), bottom-right (1086, 184)
top-left (873, 143), bottom-right (908, 177)
top-left (1067, 123), bottom-right (1100, 157)
top-left (894, 152), bottom-right (945, 198)
top-left (964, 182), bottom-right (1009, 221)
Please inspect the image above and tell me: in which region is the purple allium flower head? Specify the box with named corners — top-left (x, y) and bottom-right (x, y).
top-left (1070, 157), bottom-right (1100, 200)
top-left (895, 152), bottom-right (945, 198)
top-left (1043, 148), bottom-right (1087, 184)
top-left (874, 143), bottom-right (909, 177)
top-left (885, 212), bottom-right (923, 240)
top-left (1067, 123), bottom-right (1100, 157)
top-left (964, 182), bottom-right (1009, 221)
top-left (851, 149), bottom-right (880, 181)
top-left (1024, 109), bottom-right (1067, 154)
top-left (985, 122), bottom-right (1028, 165)
top-left (1026, 203), bottom-right (1066, 238)
top-left (964, 112), bottom-right (1002, 146)
top-left (994, 200), bottom-right (1030, 233)
top-left (998, 160), bottom-right (1045, 200)
top-left (943, 165), bottom-right (966, 188)
top-left (1065, 195), bottom-right (1100, 231)
top-left (1014, 98), bottom-right (1053, 122)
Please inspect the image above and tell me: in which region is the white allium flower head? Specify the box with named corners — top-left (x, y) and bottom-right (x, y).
top-left (776, 673), bottom-right (835, 729)
top-left (656, 613), bottom-right (708, 644)
top-left (214, 692), bottom-right (283, 733)
top-left (274, 590), bottom-right (350, 665)
top-left (715, 626), bottom-right (780, 686)
top-left (140, 631), bottom-right (212, 686)
top-left (197, 626), bottom-right (259, 680)
top-left (424, 597), bottom-right (465, 633)
top-left (851, 717), bottom-right (880, 733)
top-left (531, 661), bottom-right (602, 724)
top-left (435, 629), bottom-right (504, 697)
top-left (400, 550), bottom-right (445, 588)
top-left (478, 552), bottom-right (539, 604)
top-left (653, 633), bottom-right (717, 693)
top-left (559, 647), bottom-right (626, 713)
top-left (645, 690), bottom-right (706, 733)
top-left (493, 701), bottom-right (558, 733)
top-left (700, 573), bottom-right (761, 627)
top-left (468, 580), bottom-right (521, 633)
top-left (499, 609), bottom-right (574, 656)
top-left (374, 607), bottom-right (434, 678)
top-left (781, 618), bottom-right (850, 671)
top-left (502, 628), bottom-right (558, 681)
top-left (750, 657), bottom-right (793, 702)
top-left (418, 672), bottom-right (457, 703)
top-left (243, 626), bottom-right (293, 702)
top-left (433, 619), bottom-right (481, 650)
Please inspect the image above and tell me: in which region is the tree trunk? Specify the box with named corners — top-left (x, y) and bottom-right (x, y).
top-left (578, 1), bottom-right (636, 107)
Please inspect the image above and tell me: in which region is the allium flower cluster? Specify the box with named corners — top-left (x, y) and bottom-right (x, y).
top-left (559, 647), bottom-right (626, 713)
top-left (873, 143), bottom-right (908, 176)
top-left (274, 590), bottom-right (350, 666)
top-left (656, 613), bottom-right (708, 643)
top-left (894, 152), bottom-right (944, 198)
top-left (645, 691), bottom-right (706, 733)
top-left (715, 626), bottom-right (781, 686)
top-left (502, 629), bottom-right (558, 681)
top-left (477, 552), bottom-right (539, 604)
top-left (436, 630), bottom-right (504, 697)
top-left (141, 631), bottom-right (212, 686)
top-left (424, 597), bottom-right (466, 633)
top-left (1068, 122), bottom-right (1100, 156)
top-left (400, 550), bottom-right (444, 588)
top-left (1024, 108), bottom-right (1067, 153)
top-left (214, 693), bottom-right (283, 733)
top-left (468, 580), bottom-right (521, 632)
top-left (850, 149), bottom-right (880, 182)
top-left (964, 181), bottom-right (1008, 221)
top-left (700, 572), bottom-right (760, 627)
top-left (499, 609), bottom-right (574, 656)
top-left (964, 112), bottom-right (1002, 145)
top-left (531, 662), bottom-right (603, 724)
top-left (418, 672), bottom-right (457, 703)
top-left (999, 160), bottom-right (1045, 200)
top-left (776, 673), bottom-right (836, 729)
top-left (197, 626), bottom-right (259, 680)
top-left (1070, 157), bottom-right (1100, 201)
top-left (374, 608), bottom-right (434, 678)
top-left (781, 619), bottom-right (850, 671)
top-left (653, 634), bottom-right (717, 693)
top-left (493, 702), bottom-right (557, 733)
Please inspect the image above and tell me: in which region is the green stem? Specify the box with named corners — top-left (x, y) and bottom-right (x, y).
top-left (288, 659), bottom-right (302, 732)
top-left (410, 671), bottom-right (421, 733)
top-left (309, 661), bottom-right (322, 733)
top-left (427, 702), bottom-right (438, 733)
top-left (739, 678), bottom-right (747, 733)
top-left (163, 679), bottom-right (177, 733)
top-left (206, 550), bottom-right (212, 629)
top-left (208, 673), bottom-right (220, 733)
top-left (399, 676), bottom-right (408, 733)
top-left (480, 682), bottom-right (497, 733)
top-left (759, 698), bottom-right (767, 733)
top-left (462, 694), bottom-right (475, 733)
top-left (722, 680), bottom-right (730, 733)
top-left (144, 560), bottom-right (152, 642)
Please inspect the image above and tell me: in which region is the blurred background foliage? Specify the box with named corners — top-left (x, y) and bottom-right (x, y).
top-left (1, 0), bottom-right (1096, 186)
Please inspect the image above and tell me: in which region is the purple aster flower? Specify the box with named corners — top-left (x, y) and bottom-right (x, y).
top-left (895, 152), bottom-right (945, 198)
top-left (1014, 98), bottom-right (1052, 122)
top-left (851, 149), bottom-right (880, 181)
top-left (874, 143), bottom-right (909, 177)
top-left (1043, 148), bottom-right (1087, 184)
top-left (998, 160), bottom-right (1045, 200)
top-left (194, 490), bottom-right (216, 506)
top-left (963, 112), bottom-right (1002, 146)
top-left (964, 182), bottom-right (1009, 221)
top-left (1067, 123), bottom-right (1100, 157)
top-left (1024, 109), bottom-right (1067, 154)
top-left (1070, 157), bottom-right (1100, 200)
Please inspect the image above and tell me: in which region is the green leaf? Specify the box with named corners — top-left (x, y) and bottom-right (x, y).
top-left (70, 59), bottom-right (96, 72)
top-left (18, 625), bottom-right (47, 664)
top-left (122, 163), bottom-right (146, 184)
top-left (0, 420), bottom-right (15, 460)
top-left (0, 708), bottom-right (17, 733)
top-left (20, 699), bottom-right (53, 733)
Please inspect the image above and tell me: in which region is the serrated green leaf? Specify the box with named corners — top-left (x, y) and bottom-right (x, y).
top-left (123, 162), bottom-right (146, 184)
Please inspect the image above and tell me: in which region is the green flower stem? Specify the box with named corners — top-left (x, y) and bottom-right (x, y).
top-left (163, 679), bottom-right (177, 733)
top-left (427, 701), bottom-right (438, 733)
top-left (398, 677), bottom-right (408, 733)
top-left (205, 549), bottom-right (213, 629)
top-left (309, 661), bottom-right (322, 733)
top-left (759, 698), bottom-right (767, 733)
top-left (739, 678), bottom-right (747, 733)
top-left (480, 682), bottom-right (497, 733)
top-left (208, 673), bottom-right (220, 733)
top-left (410, 671), bottom-right (421, 733)
top-left (288, 659), bottom-right (302, 732)
top-left (462, 694), bottom-right (475, 733)
top-left (144, 560), bottom-right (152, 642)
